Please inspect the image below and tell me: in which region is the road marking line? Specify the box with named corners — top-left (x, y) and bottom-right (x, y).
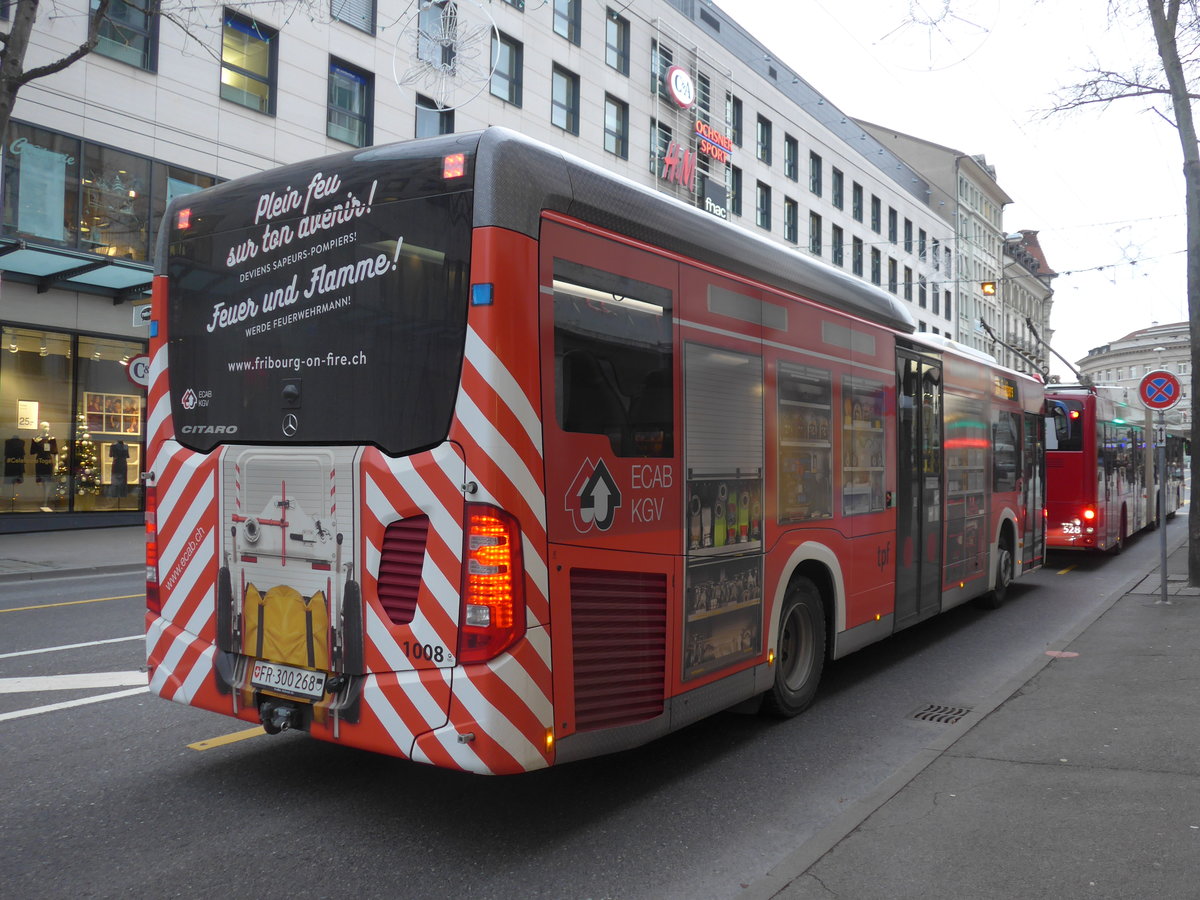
top-left (1057, 565), bottom-right (1076, 575)
top-left (189, 726), bottom-right (267, 751)
top-left (0, 671), bottom-right (146, 693)
top-left (0, 687), bottom-right (146, 722)
top-left (0, 594), bottom-right (142, 613)
top-left (0, 634), bottom-right (142, 660)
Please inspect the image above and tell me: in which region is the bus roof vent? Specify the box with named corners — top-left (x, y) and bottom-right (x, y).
top-left (377, 516), bottom-right (430, 626)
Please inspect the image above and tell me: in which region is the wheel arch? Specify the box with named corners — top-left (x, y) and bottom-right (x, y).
top-left (769, 541), bottom-right (844, 663)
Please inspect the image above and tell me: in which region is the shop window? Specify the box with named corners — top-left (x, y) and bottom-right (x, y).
top-left (149, 164), bottom-right (217, 253)
top-left (81, 143), bottom-right (151, 261)
top-left (2, 123), bottom-right (82, 247)
top-left (220, 11), bottom-right (277, 114)
top-left (93, 0), bottom-right (159, 70)
top-left (0, 328), bottom-right (145, 515)
top-left (328, 59), bottom-right (373, 147)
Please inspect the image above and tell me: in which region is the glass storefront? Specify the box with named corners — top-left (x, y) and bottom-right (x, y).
top-left (1, 325), bottom-right (146, 516)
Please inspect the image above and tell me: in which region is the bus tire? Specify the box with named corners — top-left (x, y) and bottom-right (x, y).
top-left (1109, 510), bottom-right (1126, 555)
top-left (762, 577), bottom-right (826, 718)
top-left (978, 537), bottom-right (1014, 610)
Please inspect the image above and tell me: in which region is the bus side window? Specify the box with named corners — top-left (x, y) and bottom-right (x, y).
top-left (562, 349), bottom-right (630, 455)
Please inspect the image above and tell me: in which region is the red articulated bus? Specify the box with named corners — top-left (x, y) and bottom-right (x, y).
top-left (1046, 384), bottom-right (1184, 552)
top-left (144, 128), bottom-right (1045, 774)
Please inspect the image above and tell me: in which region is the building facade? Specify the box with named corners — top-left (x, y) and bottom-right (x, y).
top-left (999, 230), bottom-right (1056, 376)
top-left (1, 0), bottom-right (1029, 530)
top-left (1076, 321), bottom-right (1192, 427)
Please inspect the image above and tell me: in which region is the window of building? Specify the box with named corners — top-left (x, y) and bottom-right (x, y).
top-left (652, 39), bottom-right (673, 98)
top-left (809, 212), bottom-right (822, 255)
top-left (784, 197), bottom-right (798, 243)
top-left (696, 72), bottom-right (712, 124)
top-left (728, 93), bottom-right (743, 146)
top-left (551, 64), bottom-right (580, 135)
top-left (832, 168), bottom-right (844, 210)
top-left (417, 1), bottom-right (457, 70)
top-left (932, 238), bottom-right (940, 270)
top-left (330, 0), bottom-right (375, 34)
top-left (888, 207), bottom-right (897, 244)
top-left (831, 225), bottom-right (844, 267)
top-left (499, 0), bottom-right (524, 9)
top-left (809, 152), bottom-right (823, 197)
top-left (756, 181), bottom-right (771, 231)
top-left (852, 236), bottom-right (864, 276)
top-left (730, 165), bottom-right (742, 216)
top-left (919, 228), bottom-right (927, 260)
top-left (852, 182), bottom-right (863, 222)
top-left (327, 60), bottom-right (373, 147)
top-left (870, 195), bottom-right (881, 234)
top-left (784, 135), bottom-right (798, 181)
top-left (888, 258), bottom-right (898, 294)
top-left (220, 11), bottom-right (277, 114)
top-left (415, 94), bottom-right (454, 137)
top-left (553, 0), bottom-right (581, 45)
top-left (94, 0), bottom-right (159, 70)
top-left (903, 266), bottom-right (913, 301)
top-left (1115, 367), bottom-right (1124, 381)
top-left (604, 94), bottom-right (629, 159)
top-left (904, 218), bottom-right (913, 253)
top-left (490, 32), bottom-right (523, 106)
top-left (919, 275), bottom-right (928, 308)
top-left (932, 285), bottom-right (940, 315)
top-left (944, 290), bottom-right (952, 320)
top-left (757, 115), bottom-right (772, 165)
top-left (870, 248), bottom-right (881, 286)
top-left (650, 118), bottom-right (671, 174)
top-left (605, 8), bottom-right (630, 75)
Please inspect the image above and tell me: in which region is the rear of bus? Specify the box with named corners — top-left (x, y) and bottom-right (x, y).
top-left (1045, 392), bottom-right (1096, 549)
top-left (144, 133), bottom-right (554, 773)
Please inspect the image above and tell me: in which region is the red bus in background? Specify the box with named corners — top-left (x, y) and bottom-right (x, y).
top-left (144, 128), bottom-right (1045, 774)
top-left (1046, 384), bottom-right (1184, 552)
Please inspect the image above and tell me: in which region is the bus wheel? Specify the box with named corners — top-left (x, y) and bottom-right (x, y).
top-left (762, 578), bottom-right (826, 718)
top-left (1109, 512), bottom-right (1127, 555)
top-left (978, 540), bottom-right (1013, 610)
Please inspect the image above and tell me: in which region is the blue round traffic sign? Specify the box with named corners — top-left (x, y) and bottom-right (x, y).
top-left (1138, 370), bottom-right (1182, 410)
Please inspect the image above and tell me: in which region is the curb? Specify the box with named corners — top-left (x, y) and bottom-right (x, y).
top-left (0, 563), bottom-right (144, 585)
top-left (740, 525), bottom-right (1190, 900)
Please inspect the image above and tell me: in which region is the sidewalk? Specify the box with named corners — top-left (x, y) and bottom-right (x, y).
top-left (748, 524), bottom-right (1200, 900)
top-left (0, 524), bottom-right (143, 582)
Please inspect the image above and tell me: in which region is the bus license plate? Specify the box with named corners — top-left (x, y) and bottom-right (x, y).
top-left (1061, 522), bottom-right (1081, 535)
top-left (250, 660), bottom-right (326, 700)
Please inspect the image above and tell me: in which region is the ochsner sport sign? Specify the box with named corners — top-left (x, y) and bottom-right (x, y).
top-left (665, 66), bottom-right (696, 109)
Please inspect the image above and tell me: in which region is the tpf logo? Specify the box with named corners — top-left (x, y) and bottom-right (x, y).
top-left (566, 458), bottom-right (622, 533)
top-left (181, 388), bottom-right (198, 410)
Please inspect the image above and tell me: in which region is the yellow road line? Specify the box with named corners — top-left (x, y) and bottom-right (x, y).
top-left (0, 593), bottom-right (142, 613)
top-left (189, 726), bottom-right (266, 751)
top-left (1057, 565), bottom-right (1077, 575)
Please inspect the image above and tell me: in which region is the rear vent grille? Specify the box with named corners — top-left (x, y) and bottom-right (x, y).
top-left (377, 516), bottom-right (429, 626)
top-left (571, 568), bottom-right (667, 732)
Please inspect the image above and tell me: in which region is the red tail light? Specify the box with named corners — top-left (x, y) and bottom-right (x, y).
top-left (145, 484), bottom-right (160, 614)
top-left (1082, 507), bottom-right (1096, 521)
top-left (458, 504), bottom-right (525, 664)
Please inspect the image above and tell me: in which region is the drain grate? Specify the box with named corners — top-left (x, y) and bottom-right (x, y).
top-left (910, 703), bottom-right (973, 724)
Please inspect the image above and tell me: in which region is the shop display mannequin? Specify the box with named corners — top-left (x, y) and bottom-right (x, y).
top-left (32, 422), bottom-right (57, 508)
top-left (4, 435), bottom-right (24, 503)
top-left (109, 439), bottom-right (130, 503)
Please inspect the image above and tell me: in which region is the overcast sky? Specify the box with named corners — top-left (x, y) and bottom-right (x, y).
top-left (713, 0), bottom-right (1186, 377)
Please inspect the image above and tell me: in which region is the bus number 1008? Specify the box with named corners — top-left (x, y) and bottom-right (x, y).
top-left (402, 641), bottom-right (447, 664)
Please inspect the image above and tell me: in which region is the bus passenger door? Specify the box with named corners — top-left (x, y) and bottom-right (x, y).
top-left (1022, 412), bottom-right (1045, 570)
top-left (895, 350), bottom-right (943, 628)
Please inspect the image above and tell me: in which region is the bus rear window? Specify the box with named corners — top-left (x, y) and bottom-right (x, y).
top-left (165, 152), bottom-right (472, 454)
top-left (1046, 398), bottom-right (1084, 452)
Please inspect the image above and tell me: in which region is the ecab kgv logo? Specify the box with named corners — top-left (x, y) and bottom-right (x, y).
top-left (566, 458), bottom-right (622, 533)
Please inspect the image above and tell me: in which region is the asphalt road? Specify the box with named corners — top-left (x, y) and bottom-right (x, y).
top-left (0, 522), bottom-right (1177, 900)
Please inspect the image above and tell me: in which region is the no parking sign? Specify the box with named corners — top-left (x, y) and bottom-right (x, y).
top-left (1138, 370), bottom-right (1181, 411)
